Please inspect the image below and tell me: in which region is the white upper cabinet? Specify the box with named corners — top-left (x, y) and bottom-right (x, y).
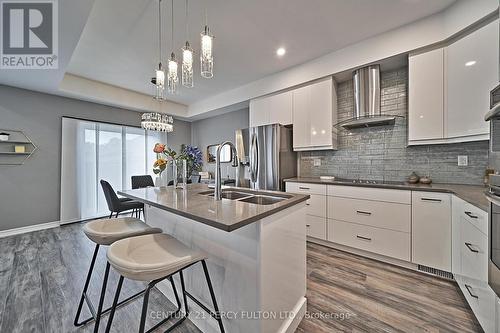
top-left (408, 20), bottom-right (498, 145)
top-left (292, 78), bottom-right (337, 151)
top-left (249, 90), bottom-right (292, 127)
top-left (408, 48), bottom-right (445, 142)
top-left (445, 20), bottom-right (498, 140)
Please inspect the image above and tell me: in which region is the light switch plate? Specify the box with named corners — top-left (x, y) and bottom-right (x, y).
top-left (313, 158), bottom-right (321, 167)
top-left (457, 155), bottom-right (468, 166)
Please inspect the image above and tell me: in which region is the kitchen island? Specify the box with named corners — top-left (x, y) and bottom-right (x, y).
top-left (118, 184), bottom-right (309, 333)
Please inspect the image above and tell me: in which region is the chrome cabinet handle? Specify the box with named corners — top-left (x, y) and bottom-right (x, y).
top-left (356, 235), bottom-right (372, 241)
top-left (356, 210), bottom-right (372, 216)
top-left (299, 186), bottom-right (310, 190)
top-left (464, 211), bottom-right (478, 219)
top-left (464, 242), bottom-right (479, 253)
top-left (464, 284), bottom-right (479, 299)
top-left (421, 198), bottom-right (442, 203)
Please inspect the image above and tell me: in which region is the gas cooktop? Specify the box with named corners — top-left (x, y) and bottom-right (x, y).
top-left (334, 178), bottom-right (407, 186)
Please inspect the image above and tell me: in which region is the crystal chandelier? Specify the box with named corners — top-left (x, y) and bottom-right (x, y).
top-left (152, 0), bottom-right (165, 100)
top-left (141, 113), bottom-right (174, 132)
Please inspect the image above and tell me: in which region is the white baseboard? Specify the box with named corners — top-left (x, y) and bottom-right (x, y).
top-left (0, 220), bottom-right (60, 238)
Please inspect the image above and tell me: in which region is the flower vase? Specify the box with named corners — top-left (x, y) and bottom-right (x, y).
top-left (177, 159), bottom-right (187, 189)
top-left (172, 159), bottom-right (178, 188)
top-left (160, 169), bottom-right (168, 188)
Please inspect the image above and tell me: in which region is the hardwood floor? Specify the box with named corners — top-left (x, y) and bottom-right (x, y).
top-left (0, 224), bottom-right (482, 333)
top-left (0, 223), bottom-right (201, 333)
top-left (298, 242), bottom-right (482, 333)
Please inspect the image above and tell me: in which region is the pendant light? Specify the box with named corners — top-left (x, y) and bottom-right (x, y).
top-left (182, 0), bottom-right (194, 88)
top-left (152, 0), bottom-right (165, 100)
top-left (200, 9), bottom-right (214, 79)
top-left (167, 0), bottom-right (178, 94)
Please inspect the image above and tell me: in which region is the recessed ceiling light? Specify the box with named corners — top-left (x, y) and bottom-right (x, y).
top-left (276, 47), bottom-right (286, 56)
top-left (465, 60), bottom-right (476, 67)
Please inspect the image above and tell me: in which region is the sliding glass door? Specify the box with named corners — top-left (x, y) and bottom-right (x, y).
top-left (61, 117), bottom-right (166, 223)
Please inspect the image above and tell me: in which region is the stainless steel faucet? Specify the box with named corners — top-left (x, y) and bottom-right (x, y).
top-left (215, 141), bottom-right (238, 200)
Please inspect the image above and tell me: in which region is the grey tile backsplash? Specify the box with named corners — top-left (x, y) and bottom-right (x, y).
top-left (299, 68), bottom-right (489, 185)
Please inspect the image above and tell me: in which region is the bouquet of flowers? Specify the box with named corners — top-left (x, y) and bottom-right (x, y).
top-left (178, 144), bottom-right (203, 178)
top-left (152, 143), bottom-right (177, 175)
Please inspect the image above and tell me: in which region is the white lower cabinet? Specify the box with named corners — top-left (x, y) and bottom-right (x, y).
top-left (328, 219), bottom-right (410, 261)
top-left (286, 182), bottom-right (327, 241)
top-left (460, 216), bottom-right (488, 282)
top-left (306, 215), bottom-right (327, 239)
top-left (411, 192), bottom-right (452, 271)
top-left (457, 277), bottom-right (496, 333)
top-left (286, 181), bottom-right (495, 333)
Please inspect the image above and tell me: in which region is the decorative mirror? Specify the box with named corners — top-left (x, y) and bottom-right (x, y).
top-left (207, 144), bottom-right (233, 163)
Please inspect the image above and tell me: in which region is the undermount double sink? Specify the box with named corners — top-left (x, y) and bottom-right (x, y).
top-left (200, 189), bottom-right (292, 205)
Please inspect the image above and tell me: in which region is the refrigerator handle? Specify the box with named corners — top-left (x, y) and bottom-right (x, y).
top-left (250, 133), bottom-right (258, 183)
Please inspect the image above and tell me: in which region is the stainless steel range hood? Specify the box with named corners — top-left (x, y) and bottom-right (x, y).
top-left (338, 65), bottom-right (396, 129)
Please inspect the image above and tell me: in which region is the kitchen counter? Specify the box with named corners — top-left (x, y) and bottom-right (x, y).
top-left (285, 177), bottom-right (489, 211)
top-left (119, 183), bottom-right (308, 333)
top-left (118, 183), bottom-right (309, 232)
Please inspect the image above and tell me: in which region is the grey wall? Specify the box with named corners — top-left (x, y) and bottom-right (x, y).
top-left (299, 68), bottom-right (489, 185)
top-left (191, 108), bottom-right (249, 179)
top-left (0, 85), bottom-right (191, 231)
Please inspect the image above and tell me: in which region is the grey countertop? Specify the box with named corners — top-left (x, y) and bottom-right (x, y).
top-left (118, 184), bottom-right (309, 232)
top-left (285, 177), bottom-right (489, 212)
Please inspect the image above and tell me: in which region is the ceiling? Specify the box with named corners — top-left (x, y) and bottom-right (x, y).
top-left (66, 0), bottom-right (456, 106)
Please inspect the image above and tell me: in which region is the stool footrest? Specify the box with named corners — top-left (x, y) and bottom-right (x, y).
top-left (185, 291), bottom-right (221, 321)
top-left (74, 288), bottom-right (145, 326)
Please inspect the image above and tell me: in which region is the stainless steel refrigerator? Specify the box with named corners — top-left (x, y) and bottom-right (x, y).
top-left (235, 124), bottom-right (296, 191)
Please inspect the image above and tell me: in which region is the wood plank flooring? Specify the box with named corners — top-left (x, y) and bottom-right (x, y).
top-left (298, 242), bottom-right (483, 333)
top-left (0, 223), bottom-right (482, 332)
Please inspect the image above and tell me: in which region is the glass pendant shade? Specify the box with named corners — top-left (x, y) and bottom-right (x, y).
top-left (182, 42), bottom-right (194, 88)
top-left (167, 52), bottom-right (179, 94)
top-left (200, 25), bottom-right (214, 78)
top-left (154, 63), bottom-right (166, 100)
top-left (141, 112), bottom-right (174, 132)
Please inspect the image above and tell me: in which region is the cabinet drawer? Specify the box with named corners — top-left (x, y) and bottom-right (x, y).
top-left (328, 196), bottom-right (410, 232)
top-left (461, 202), bottom-right (488, 236)
top-left (306, 215), bottom-right (327, 240)
top-left (328, 219), bottom-right (410, 261)
top-left (305, 194), bottom-right (327, 218)
top-left (328, 185), bottom-right (411, 204)
top-left (458, 277), bottom-right (496, 333)
top-left (461, 217), bottom-right (488, 282)
top-left (286, 182), bottom-right (327, 196)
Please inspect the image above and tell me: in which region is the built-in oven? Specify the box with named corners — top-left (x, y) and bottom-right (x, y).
top-left (486, 83), bottom-right (500, 297)
top-left (487, 186), bottom-right (500, 297)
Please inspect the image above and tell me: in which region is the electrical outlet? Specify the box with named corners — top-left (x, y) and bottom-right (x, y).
top-left (458, 155), bottom-right (468, 166)
top-left (313, 158), bottom-right (321, 167)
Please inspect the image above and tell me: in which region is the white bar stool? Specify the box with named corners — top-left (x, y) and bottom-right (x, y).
top-left (104, 233), bottom-right (225, 333)
top-left (74, 217), bottom-right (163, 332)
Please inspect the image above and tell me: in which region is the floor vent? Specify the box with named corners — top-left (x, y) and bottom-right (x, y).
top-left (417, 265), bottom-right (454, 280)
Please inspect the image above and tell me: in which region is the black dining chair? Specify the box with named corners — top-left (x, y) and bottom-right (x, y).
top-left (167, 179), bottom-right (193, 186)
top-left (190, 175), bottom-right (201, 183)
top-left (131, 175), bottom-right (155, 189)
top-left (100, 180), bottom-right (144, 218)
